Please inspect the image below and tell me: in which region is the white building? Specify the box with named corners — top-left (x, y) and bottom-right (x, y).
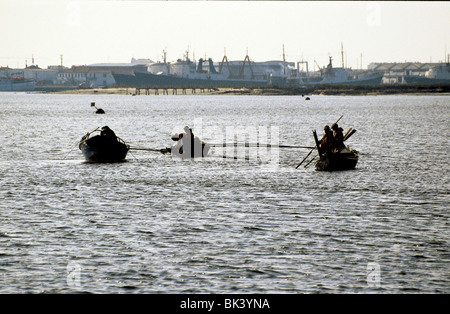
top-left (56, 63), bottom-right (149, 87)
top-left (56, 66), bottom-right (115, 87)
top-left (0, 67), bottom-right (23, 78)
top-left (23, 65), bottom-right (59, 85)
top-left (368, 62), bottom-right (443, 84)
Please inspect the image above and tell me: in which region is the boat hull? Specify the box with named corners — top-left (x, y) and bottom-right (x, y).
top-left (338, 74), bottom-right (384, 86)
top-left (301, 74), bottom-right (383, 86)
top-left (402, 76), bottom-right (450, 85)
top-left (315, 151), bottom-right (358, 171)
top-left (170, 141), bottom-right (210, 159)
top-left (79, 135), bottom-right (129, 163)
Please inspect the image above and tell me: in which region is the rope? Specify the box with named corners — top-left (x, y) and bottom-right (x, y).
top-left (209, 143), bottom-right (314, 149)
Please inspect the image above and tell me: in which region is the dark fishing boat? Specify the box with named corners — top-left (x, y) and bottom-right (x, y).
top-left (312, 127), bottom-right (359, 171)
top-left (79, 126), bottom-right (129, 162)
top-left (314, 147), bottom-right (359, 171)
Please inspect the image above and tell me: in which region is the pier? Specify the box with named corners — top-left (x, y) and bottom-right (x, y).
top-left (134, 87), bottom-right (217, 95)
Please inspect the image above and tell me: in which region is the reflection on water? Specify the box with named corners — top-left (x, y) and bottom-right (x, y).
top-left (0, 93), bottom-right (448, 293)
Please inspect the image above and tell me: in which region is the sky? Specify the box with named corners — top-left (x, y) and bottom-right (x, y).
top-left (1, 0), bottom-right (449, 70)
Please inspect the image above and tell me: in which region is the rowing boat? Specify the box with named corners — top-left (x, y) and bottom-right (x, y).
top-left (79, 126), bottom-right (129, 162)
top-left (309, 125), bottom-right (359, 171)
top-left (315, 146), bottom-right (359, 171)
top-left (163, 126), bottom-right (210, 158)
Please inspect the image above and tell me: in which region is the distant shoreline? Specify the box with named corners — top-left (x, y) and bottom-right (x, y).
top-left (212, 84), bottom-right (450, 96)
top-left (36, 84), bottom-right (450, 96)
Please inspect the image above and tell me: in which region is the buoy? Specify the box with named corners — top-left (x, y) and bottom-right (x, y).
top-left (91, 102), bottom-right (105, 114)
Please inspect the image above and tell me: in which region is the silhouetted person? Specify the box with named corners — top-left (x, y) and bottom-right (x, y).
top-left (332, 123), bottom-right (344, 152)
top-left (100, 126), bottom-right (117, 142)
top-left (319, 125), bottom-right (334, 155)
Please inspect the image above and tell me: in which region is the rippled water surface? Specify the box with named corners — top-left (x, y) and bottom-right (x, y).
top-left (0, 92), bottom-right (448, 293)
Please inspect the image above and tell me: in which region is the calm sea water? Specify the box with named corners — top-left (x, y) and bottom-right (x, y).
top-left (0, 92), bottom-right (448, 294)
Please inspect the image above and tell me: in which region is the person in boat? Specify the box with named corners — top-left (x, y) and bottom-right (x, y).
top-left (332, 123), bottom-right (344, 152)
top-left (180, 126), bottom-right (206, 158)
top-left (184, 126), bottom-right (194, 138)
top-left (319, 125), bottom-right (334, 155)
top-left (176, 126), bottom-right (193, 157)
top-left (100, 126), bottom-right (117, 142)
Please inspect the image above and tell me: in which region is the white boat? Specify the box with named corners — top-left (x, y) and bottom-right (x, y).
top-left (300, 57), bottom-right (383, 86)
top-left (403, 63), bottom-right (450, 84)
top-left (167, 127), bottom-right (210, 158)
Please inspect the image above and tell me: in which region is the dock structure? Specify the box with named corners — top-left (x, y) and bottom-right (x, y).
top-left (134, 87), bottom-right (216, 95)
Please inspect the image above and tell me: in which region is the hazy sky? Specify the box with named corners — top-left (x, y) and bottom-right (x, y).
top-left (1, 0), bottom-right (449, 69)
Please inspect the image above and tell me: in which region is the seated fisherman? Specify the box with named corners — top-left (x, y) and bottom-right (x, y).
top-left (100, 126), bottom-right (117, 142)
top-left (180, 126), bottom-right (204, 158)
top-left (331, 123), bottom-right (344, 152)
top-left (319, 125), bottom-right (334, 155)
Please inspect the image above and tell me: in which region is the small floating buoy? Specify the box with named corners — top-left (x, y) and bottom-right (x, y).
top-left (91, 102), bottom-right (105, 114)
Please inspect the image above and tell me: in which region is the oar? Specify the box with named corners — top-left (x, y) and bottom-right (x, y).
top-left (278, 145), bottom-right (315, 149)
top-left (343, 128), bottom-right (352, 139)
top-left (295, 148), bottom-right (314, 168)
top-left (343, 129), bottom-right (357, 141)
top-left (335, 114), bottom-right (344, 125)
top-left (304, 154), bottom-right (318, 168)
